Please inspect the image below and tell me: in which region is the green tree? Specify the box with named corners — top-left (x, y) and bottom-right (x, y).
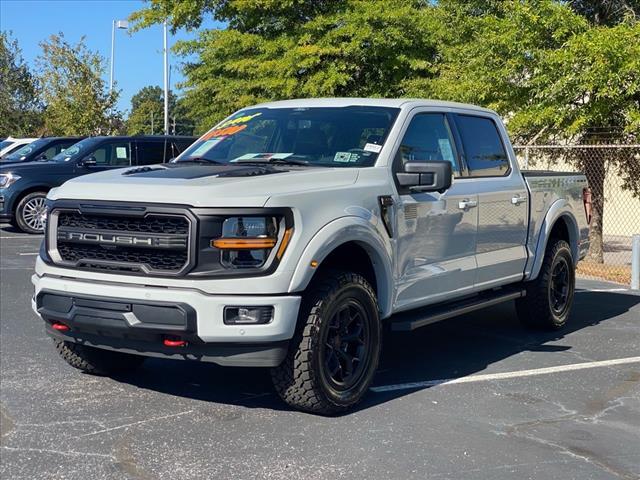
top-left (132, 0), bottom-right (439, 132)
top-left (126, 85), bottom-right (194, 135)
top-left (37, 34), bottom-right (120, 136)
top-left (0, 31), bottom-right (42, 137)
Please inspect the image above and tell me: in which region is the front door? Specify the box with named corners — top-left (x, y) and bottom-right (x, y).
top-left (393, 112), bottom-right (478, 312)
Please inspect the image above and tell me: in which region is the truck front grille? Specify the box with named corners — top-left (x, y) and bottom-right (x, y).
top-left (49, 207), bottom-right (193, 276)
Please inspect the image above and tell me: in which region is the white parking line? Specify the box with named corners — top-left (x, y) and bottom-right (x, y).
top-left (370, 356), bottom-right (640, 393)
top-left (18, 253), bottom-right (39, 256)
top-left (577, 288), bottom-right (629, 293)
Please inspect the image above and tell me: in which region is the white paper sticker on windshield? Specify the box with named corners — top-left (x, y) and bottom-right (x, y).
top-left (192, 138), bottom-right (223, 156)
top-left (364, 143), bottom-right (382, 153)
top-left (334, 152), bottom-right (352, 163)
top-left (116, 147), bottom-right (128, 159)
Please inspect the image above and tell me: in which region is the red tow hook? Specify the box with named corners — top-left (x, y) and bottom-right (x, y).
top-left (163, 337), bottom-right (187, 347)
top-left (52, 322), bottom-right (70, 332)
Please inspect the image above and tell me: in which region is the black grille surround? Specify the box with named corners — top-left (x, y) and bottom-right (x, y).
top-left (44, 200), bottom-right (295, 279)
top-left (46, 201), bottom-right (197, 277)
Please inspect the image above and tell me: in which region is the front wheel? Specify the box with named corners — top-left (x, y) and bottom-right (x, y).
top-left (271, 271), bottom-right (381, 415)
top-left (15, 191), bottom-right (48, 234)
top-left (516, 239), bottom-right (575, 330)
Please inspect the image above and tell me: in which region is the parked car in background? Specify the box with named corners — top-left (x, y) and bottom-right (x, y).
top-left (1, 137), bottom-right (84, 164)
top-left (0, 137), bottom-right (38, 159)
top-left (0, 135), bottom-right (196, 233)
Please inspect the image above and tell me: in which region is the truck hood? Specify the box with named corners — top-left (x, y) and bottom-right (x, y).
top-left (49, 163), bottom-right (360, 207)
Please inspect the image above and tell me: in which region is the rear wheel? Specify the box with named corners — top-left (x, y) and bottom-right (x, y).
top-left (53, 339), bottom-right (145, 375)
top-left (271, 271), bottom-right (381, 414)
top-left (15, 191), bottom-right (48, 234)
top-left (516, 239), bottom-right (575, 330)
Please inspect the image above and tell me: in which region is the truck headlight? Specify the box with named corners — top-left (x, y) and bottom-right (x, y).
top-left (0, 173), bottom-right (21, 188)
top-left (212, 216), bottom-right (292, 269)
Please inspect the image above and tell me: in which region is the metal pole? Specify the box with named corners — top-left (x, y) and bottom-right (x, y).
top-left (524, 146), bottom-right (529, 170)
top-left (632, 234), bottom-right (640, 290)
top-left (163, 21), bottom-right (169, 135)
top-left (109, 20), bottom-right (115, 93)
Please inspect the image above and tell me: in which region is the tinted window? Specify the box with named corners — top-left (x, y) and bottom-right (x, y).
top-left (136, 140), bottom-right (166, 165)
top-left (91, 142), bottom-right (131, 167)
top-left (456, 115), bottom-right (509, 176)
top-left (176, 107), bottom-right (399, 167)
top-left (397, 113), bottom-right (458, 174)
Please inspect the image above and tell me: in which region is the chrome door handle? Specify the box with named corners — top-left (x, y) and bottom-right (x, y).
top-left (458, 199), bottom-right (478, 210)
top-left (511, 195), bottom-right (526, 205)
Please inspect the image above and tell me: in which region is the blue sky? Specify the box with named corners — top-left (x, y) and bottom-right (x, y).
top-left (0, 0), bottom-right (222, 113)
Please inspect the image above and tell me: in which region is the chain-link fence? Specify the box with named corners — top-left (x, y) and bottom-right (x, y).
top-left (513, 144), bottom-right (640, 285)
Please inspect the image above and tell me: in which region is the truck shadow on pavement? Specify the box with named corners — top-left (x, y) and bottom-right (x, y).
top-left (113, 289), bottom-right (640, 415)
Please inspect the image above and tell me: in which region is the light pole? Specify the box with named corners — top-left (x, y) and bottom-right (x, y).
top-left (109, 19), bottom-right (129, 94)
top-left (163, 21), bottom-right (169, 135)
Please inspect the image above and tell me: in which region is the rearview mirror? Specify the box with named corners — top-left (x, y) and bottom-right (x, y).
top-left (80, 156), bottom-right (97, 167)
top-left (396, 161), bottom-right (452, 193)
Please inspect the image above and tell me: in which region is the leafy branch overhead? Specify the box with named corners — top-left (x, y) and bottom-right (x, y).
top-left (130, 0), bottom-right (639, 144)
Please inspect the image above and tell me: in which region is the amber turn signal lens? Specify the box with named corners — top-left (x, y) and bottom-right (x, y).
top-left (276, 228), bottom-right (293, 259)
top-left (211, 238), bottom-right (277, 249)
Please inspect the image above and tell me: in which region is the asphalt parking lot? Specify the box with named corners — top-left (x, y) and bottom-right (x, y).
top-left (1, 225), bottom-right (639, 480)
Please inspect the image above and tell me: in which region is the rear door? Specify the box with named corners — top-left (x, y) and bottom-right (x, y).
top-left (393, 111), bottom-right (478, 311)
top-left (453, 114), bottom-right (528, 289)
top-left (134, 139), bottom-right (167, 165)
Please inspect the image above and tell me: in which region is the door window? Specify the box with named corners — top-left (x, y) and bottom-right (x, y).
top-left (397, 113), bottom-right (459, 175)
top-left (90, 142), bottom-right (131, 166)
top-left (456, 115), bottom-right (509, 177)
top-left (136, 141), bottom-right (166, 165)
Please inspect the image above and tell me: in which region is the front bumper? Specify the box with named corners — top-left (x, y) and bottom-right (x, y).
top-left (32, 273), bottom-right (301, 367)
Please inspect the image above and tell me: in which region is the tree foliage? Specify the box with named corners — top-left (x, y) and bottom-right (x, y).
top-left (0, 31), bottom-right (42, 137)
top-left (126, 85), bottom-right (194, 135)
top-left (37, 34), bottom-right (120, 136)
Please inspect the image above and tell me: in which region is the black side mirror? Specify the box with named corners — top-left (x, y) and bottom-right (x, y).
top-left (396, 161), bottom-right (453, 193)
top-left (80, 156), bottom-right (97, 167)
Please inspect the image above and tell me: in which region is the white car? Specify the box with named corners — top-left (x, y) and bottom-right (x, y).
top-left (0, 137), bottom-right (37, 158)
top-left (32, 98), bottom-right (591, 414)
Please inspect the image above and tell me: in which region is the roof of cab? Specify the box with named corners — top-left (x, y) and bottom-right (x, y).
top-left (251, 97), bottom-right (496, 114)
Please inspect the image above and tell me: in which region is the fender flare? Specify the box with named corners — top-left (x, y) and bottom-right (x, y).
top-left (528, 199), bottom-right (580, 280)
top-left (288, 216), bottom-right (395, 318)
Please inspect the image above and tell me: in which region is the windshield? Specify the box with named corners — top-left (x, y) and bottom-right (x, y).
top-left (0, 140), bottom-right (14, 150)
top-left (1, 138), bottom-right (51, 161)
top-left (175, 106), bottom-right (399, 167)
top-left (51, 137), bottom-right (103, 162)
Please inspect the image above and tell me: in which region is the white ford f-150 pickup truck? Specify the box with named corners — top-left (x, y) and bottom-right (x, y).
top-left (33, 98), bottom-right (590, 414)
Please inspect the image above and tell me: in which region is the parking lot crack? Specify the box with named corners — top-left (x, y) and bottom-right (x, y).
top-left (2, 445), bottom-right (116, 460)
top-left (79, 410), bottom-right (194, 438)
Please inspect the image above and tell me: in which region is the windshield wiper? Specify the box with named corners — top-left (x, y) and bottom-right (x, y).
top-left (175, 157), bottom-right (222, 165)
top-left (233, 156), bottom-right (310, 166)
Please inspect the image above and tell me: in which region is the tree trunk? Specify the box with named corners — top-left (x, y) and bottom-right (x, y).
top-left (584, 155), bottom-right (605, 263)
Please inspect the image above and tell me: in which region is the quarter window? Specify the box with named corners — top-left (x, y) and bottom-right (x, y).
top-left (456, 115), bottom-right (509, 176)
top-left (397, 113), bottom-right (459, 175)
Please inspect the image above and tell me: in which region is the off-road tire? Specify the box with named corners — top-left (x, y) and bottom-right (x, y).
top-left (53, 339), bottom-right (145, 375)
top-left (271, 271), bottom-right (381, 415)
top-left (516, 239), bottom-right (575, 330)
top-left (15, 191), bottom-right (48, 234)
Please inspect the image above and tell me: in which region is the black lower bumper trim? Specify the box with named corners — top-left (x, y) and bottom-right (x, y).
top-left (46, 327), bottom-right (289, 367)
top-left (37, 290), bottom-right (289, 367)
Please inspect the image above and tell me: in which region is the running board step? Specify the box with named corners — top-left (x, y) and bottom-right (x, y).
top-left (389, 288), bottom-right (526, 332)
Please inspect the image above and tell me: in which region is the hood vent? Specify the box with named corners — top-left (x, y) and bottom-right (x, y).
top-left (122, 166), bottom-right (168, 176)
